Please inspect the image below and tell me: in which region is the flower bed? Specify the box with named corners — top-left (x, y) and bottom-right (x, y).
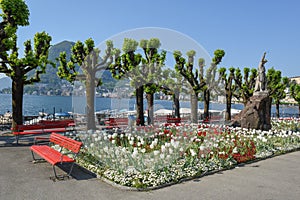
top-left (75, 118), bottom-right (300, 189)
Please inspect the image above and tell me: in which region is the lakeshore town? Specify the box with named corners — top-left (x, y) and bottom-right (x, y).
top-left (1, 75), bottom-right (300, 104)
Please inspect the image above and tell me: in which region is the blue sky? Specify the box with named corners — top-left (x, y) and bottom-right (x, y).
top-left (1, 0), bottom-right (300, 78)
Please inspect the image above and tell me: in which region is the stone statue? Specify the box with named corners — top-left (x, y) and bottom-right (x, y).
top-left (254, 52), bottom-right (268, 92)
top-left (231, 52), bottom-right (271, 131)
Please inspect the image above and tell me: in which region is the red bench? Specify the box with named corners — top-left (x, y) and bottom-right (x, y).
top-left (164, 116), bottom-right (181, 126)
top-left (166, 117), bottom-right (181, 123)
top-left (30, 132), bottom-right (82, 180)
top-left (105, 118), bottom-right (128, 129)
top-left (12, 119), bottom-right (75, 144)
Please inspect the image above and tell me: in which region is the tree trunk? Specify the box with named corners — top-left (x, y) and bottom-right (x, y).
top-left (190, 91), bottom-right (198, 123)
top-left (86, 72), bottom-right (96, 130)
top-left (243, 98), bottom-right (248, 107)
top-left (146, 93), bottom-right (154, 125)
top-left (203, 89), bottom-right (210, 120)
top-left (136, 86), bottom-right (144, 126)
top-left (225, 91), bottom-right (232, 121)
top-left (12, 76), bottom-right (24, 129)
top-left (298, 104), bottom-right (300, 118)
top-left (276, 101), bottom-right (280, 118)
top-left (173, 89), bottom-right (180, 118)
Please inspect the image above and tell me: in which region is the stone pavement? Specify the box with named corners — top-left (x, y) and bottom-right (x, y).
top-left (0, 135), bottom-right (299, 200)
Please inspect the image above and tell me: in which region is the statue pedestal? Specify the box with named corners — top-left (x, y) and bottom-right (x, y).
top-left (231, 91), bottom-right (271, 130)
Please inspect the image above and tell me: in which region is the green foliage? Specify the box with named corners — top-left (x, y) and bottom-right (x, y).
top-left (57, 38), bottom-right (114, 84)
top-left (267, 67), bottom-right (289, 101)
top-left (234, 67), bottom-right (257, 105)
top-left (111, 38), bottom-right (166, 94)
top-left (212, 49), bottom-right (225, 65)
top-left (174, 50), bottom-right (203, 94)
top-left (0, 0), bottom-right (52, 127)
top-left (110, 38), bottom-right (142, 80)
top-left (186, 50), bottom-right (196, 57)
top-left (290, 81), bottom-right (300, 103)
top-left (0, 0), bottom-right (29, 26)
top-left (140, 39), bottom-right (166, 94)
top-left (2, 30), bottom-right (53, 84)
top-left (122, 38), bottom-right (139, 53)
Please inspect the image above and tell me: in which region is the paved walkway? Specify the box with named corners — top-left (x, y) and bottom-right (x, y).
top-left (0, 136), bottom-right (299, 200)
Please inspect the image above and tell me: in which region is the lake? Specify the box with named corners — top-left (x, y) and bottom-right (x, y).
top-left (0, 94), bottom-right (298, 117)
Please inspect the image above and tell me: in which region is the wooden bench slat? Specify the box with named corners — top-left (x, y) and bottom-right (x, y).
top-left (50, 133), bottom-right (82, 153)
top-left (30, 145), bottom-right (74, 165)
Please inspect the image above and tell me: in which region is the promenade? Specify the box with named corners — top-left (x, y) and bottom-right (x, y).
top-left (0, 135), bottom-right (299, 200)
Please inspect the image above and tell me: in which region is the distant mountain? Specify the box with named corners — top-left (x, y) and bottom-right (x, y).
top-left (0, 77), bottom-right (11, 90)
top-left (24, 40), bottom-right (118, 94)
top-left (38, 40), bottom-right (75, 86)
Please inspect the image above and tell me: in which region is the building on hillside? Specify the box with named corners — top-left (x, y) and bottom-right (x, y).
top-left (290, 76), bottom-right (300, 84)
top-left (282, 76), bottom-right (300, 104)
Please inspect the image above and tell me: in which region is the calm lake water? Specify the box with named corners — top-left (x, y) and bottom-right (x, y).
top-left (0, 94), bottom-right (298, 116)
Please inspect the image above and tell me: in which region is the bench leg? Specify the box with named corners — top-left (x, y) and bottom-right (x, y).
top-left (31, 151), bottom-right (45, 163)
top-left (51, 163), bottom-right (75, 181)
top-left (15, 135), bottom-right (19, 145)
top-left (68, 162), bottom-right (76, 176)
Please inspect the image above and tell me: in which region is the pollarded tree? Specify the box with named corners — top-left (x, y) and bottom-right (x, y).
top-left (266, 67), bottom-right (289, 118)
top-left (219, 67), bottom-right (236, 121)
top-left (140, 39), bottom-right (166, 125)
top-left (161, 68), bottom-right (186, 118)
top-left (110, 38), bottom-right (166, 126)
top-left (201, 49), bottom-right (225, 120)
top-left (109, 38), bottom-right (144, 125)
top-left (234, 67), bottom-right (257, 106)
top-left (290, 80), bottom-right (300, 116)
top-left (58, 38), bottom-right (114, 130)
top-left (0, 0), bottom-right (52, 128)
top-left (174, 50), bottom-right (204, 123)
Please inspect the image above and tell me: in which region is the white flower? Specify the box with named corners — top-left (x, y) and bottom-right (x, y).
top-left (141, 148), bottom-right (146, 153)
top-left (103, 146), bottom-right (109, 153)
top-left (232, 147), bottom-right (238, 154)
top-left (190, 149), bottom-right (197, 157)
top-left (112, 132), bottom-right (118, 139)
top-left (160, 154), bottom-right (165, 159)
top-left (199, 145), bottom-right (205, 151)
top-left (132, 151), bottom-right (138, 158)
top-left (262, 137), bottom-right (268, 143)
top-left (154, 150), bottom-right (160, 156)
top-left (111, 140), bottom-right (116, 144)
